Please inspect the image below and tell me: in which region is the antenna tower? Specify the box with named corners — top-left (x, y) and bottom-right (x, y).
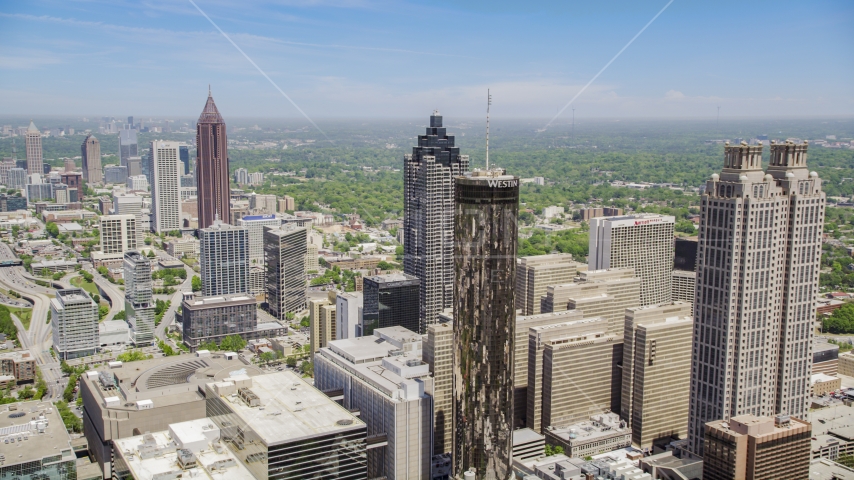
top-left (486, 89), bottom-right (491, 170)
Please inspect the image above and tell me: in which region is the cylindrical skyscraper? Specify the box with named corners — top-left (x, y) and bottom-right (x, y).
top-left (453, 168), bottom-right (519, 479)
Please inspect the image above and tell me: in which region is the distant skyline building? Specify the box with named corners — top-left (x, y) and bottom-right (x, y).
top-left (263, 225), bottom-right (307, 321)
top-left (361, 273), bottom-right (420, 336)
top-left (119, 128), bottom-right (138, 169)
top-left (60, 171), bottom-right (83, 201)
top-left (404, 111), bottom-right (469, 330)
top-left (149, 140), bottom-right (182, 232)
top-left (453, 169), bottom-right (519, 479)
top-left (589, 214), bottom-right (675, 307)
top-left (196, 91), bottom-right (231, 229)
top-left (687, 141), bottom-right (825, 455)
top-left (104, 165), bottom-right (128, 184)
top-left (81, 134), bottom-right (103, 184)
top-left (123, 251), bottom-right (155, 346)
top-left (25, 121), bottom-right (43, 175)
top-left (7, 168), bottom-right (26, 189)
top-left (51, 288), bottom-right (98, 360)
top-left (199, 219), bottom-right (249, 296)
top-left (179, 145), bottom-right (191, 175)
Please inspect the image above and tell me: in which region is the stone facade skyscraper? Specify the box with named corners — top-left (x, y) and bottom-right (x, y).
top-left (196, 91), bottom-right (231, 229)
top-left (404, 111), bottom-right (469, 332)
top-left (25, 121), bottom-right (43, 175)
top-left (687, 141), bottom-right (824, 455)
top-left (149, 141), bottom-right (183, 233)
top-left (81, 134), bottom-right (103, 184)
top-left (453, 169), bottom-right (519, 479)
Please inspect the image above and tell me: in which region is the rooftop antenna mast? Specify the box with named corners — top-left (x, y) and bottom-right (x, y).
top-left (486, 89), bottom-right (492, 170)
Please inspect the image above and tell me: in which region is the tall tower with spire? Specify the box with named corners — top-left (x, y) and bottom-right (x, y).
top-left (81, 134), bottom-right (103, 184)
top-left (25, 121), bottom-right (43, 175)
top-left (196, 88), bottom-right (231, 229)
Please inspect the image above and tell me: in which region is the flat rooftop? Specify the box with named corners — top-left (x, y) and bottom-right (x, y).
top-left (365, 273), bottom-right (418, 284)
top-left (184, 294), bottom-right (256, 307)
top-left (207, 370), bottom-right (365, 446)
top-left (547, 413), bottom-right (630, 443)
top-left (0, 400), bottom-right (75, 466)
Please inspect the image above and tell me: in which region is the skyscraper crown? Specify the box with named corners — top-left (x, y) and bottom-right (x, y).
top-left (198, 92), bottom-right (224, 124)
top-left (27, 121), bottom-right (39, 134)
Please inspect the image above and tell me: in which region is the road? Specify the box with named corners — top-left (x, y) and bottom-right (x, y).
top-left (153, 251), bottom-right (195, 341)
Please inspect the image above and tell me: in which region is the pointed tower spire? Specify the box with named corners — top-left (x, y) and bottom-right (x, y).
top-left (198, 92), bottom-right (224, 124)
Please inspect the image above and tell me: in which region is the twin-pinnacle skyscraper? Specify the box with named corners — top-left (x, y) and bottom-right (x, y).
top-left (687, 141), bottom-right (825, 455)
top-left (403, 111), bottom-right (469, 332)
top-left (196, 90), bottom-right (231, 229)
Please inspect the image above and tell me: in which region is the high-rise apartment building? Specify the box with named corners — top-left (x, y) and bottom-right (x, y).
top-left (424, 320), bottom-right (453, 455)
top-left (621, 302), bottom-right (693, 448)
top-left (278, 195), bottom-right (295, 212)
top-left (515, 253), bottom-right (586, 316)
top-left (25, 121), bottom-right (43, 175)
top-left (309, 293), bottom-right (336, 354)
top-left (99, 214), bottom-right (138, 254)
top-left (687, 141), bottom-right (825, 455)
top-left (0, 160), bottom-right (14, 185)
top-left (119, 128), bottom-right (138, 167)
top-left (589, 214), bottom-right (675, 307)
top-left (113, 193), bottom-right (144, 245)
top-left (335, 291), bottom-right (362, 340)
top-left (51, 288), bottom-right (99, 360)
top-left (7, 168), bottom-right (26, 189)
top-left (453, 169), bottom-right (518, 479)
top-left (263, 225), bottom-right (307, 321)
top-left (81, 134), bottom-right (103, 184)
top-left (150, 140), bottom-right (183, 232)
top-left (249, 193), bottom-right (276, 214)
top-left (123, 251), bottom-right (155, 346)
top-left (199, 220), bottom-right (249, 296)
top-left (361, 273), bottom-right (420, 335)
top-left (702, 415), bottom-right (810, 480)
top-left (404, 111), bottom-right (469, 330)
top-left (196, 91), bottom-right (231, 229)
top-left (238, 214), bottom-right (281, 266)
top-left (233, 168), bottom-right (248, 185)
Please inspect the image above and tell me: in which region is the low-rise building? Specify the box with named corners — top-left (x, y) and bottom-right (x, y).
top-left (813, 373), bottom-right (843, 396)
top-left (840, 352), bottom-right (854, 377)
top-left (815, 340), bottom-right (840, 376)
top-left (544, 413), bottom-right (632, 458)
top-left (179, 292), bottom-right (285, 351)
top-left (0, 400), bottom-right (77, 480)
top-left (512, 428), bottom-right (545, 462)
top-left (0, 350), bottom-right (36, 383)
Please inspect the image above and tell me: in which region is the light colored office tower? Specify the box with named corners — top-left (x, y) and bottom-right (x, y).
top-left (687, 141), bottom-right (825, 456)
top-left (315, 327), bottom-right (433, 479)
top-left (541, 331), bottom-right (623, 430)
top-left (127, 174), bottom-right (148, 191)
top-left (0, 160), bottom-right (14, 185)
top-left (233, 167), bottom-right (248, 185)
top-left (81, 134), bottom-right (103, 184)
top-left (516, 253), bottom-right (586, 315)
top-left (526, 315), bottom-right (606, 433)
top-left (540, 268), bottom-right (640, 335)
top-left (620, 302), bottom-right (693, 448)
top-left (199, 219), bottom-right (249, 296)
top-left (237, 214), bottom-right (280, 266)
top-left (404, 111), bottom-right (469, 329)
top-left (205, 371), bottom-right (368, 480)
top-left (123, 251), bottom-right (155, 346)
top-left (308, 296), bottom-right (331, 353)
top-left (150, 140), bottom-right (182, 232)
top-left (514, 310), bottom-right (584, 429)
top-left (278, 195), bottom-right (295, 212)
top-left (424, 320), bottom-right (453, 455)
top-left (63, 157), bottom-right (75, 173)
top-left (263, 224), bottom-right (307, 321)
top-left (248, 266), bottom-right (264, 296)
top-left (99, 213), bottom-right (133, 247)
top-left (25, 121), bottom-right (43, 175)
top-left (702, 415), bottom-right (810, 480)
top-left (113, 193), bottom-right (144, 244)
top-left (249, 193), bottom-right (276, 213)
top-left (51, 288), bottom-right (99, 360)
top-left (336, 291), bottom-right (363, 340)
top-left (306, 242), bottom-right (319, 272)
top-left (589, 214), bottom-right (675, 307)
top-left (53, 183), bottom-right (69, 204)
top-left (671, 270), bottom-right (696, 313)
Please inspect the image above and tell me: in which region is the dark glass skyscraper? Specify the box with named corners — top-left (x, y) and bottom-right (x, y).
top-left (119, 128), bottom-right (138, 166)
top-left (453, 169), bottom-right (519, 479)
top-left (404, 112), bottom-right (469, 332)
top-left (179, 145), bottom-right (191, 176)
top-left (361, 273), bottom-right (420, 336)
top-left (196, 90), bottom-right (231, 229)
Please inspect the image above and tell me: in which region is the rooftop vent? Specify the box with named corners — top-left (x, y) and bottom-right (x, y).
top-left (336, 419), bottom-right (354, 426)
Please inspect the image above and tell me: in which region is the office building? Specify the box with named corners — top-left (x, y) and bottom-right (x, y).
top-left (516, 253), bottom-right (586, 316)
top-left (25, 120), bottom-right (43, 175)
top-left (306, 242), bottom-right (319, 272)
top-left (233, 167), bottom-right (248, 185)
top-left (544, 413), bottom-right (632, 458)
top-left (362, 273), bottom-right (420, 335)
top-left (0, 159), bottom-right (14, 185)
top-left (60, 171), bottom-right (83, 200)
top-left (112, 418), bottom-right (255, 480)
top-left (279, 195), bottom-right (295, 212)
top-left (249, 193), bottom-right (277, 213)
top-left (104, 165), bottom-right (128, 184)
top-left (309, 294), bottom-right (337, 353)
top-left (336, 291), bottom-right (363, 340)
top-left (166, 235), bottom-right (200, 258)
top-left (540, 267), bottom-right (641, 335)
top-left (404, 111), bottom-right (469, 329)
top-left (126, 156), bottom-right (142, 177)
top-left (199, 219), bottom-right (249, 296)
top-left (25, 182), bottom-right (52, 203)
top-left (150, 140), bottom-right (183, 232)
top-left (119, 128), bottom-right (138, 166)
top-left (0, 193), bottom-right (26, 212)
top-left (703, 415), bottom-right (810, 480)
top-left (127, 174), bottom-right (148, 191)
top-left (315, 327), bottom-right (432, 479)
top-left (579, 206), bottom-right (623, 221)
top-left (113, 193), bottom-right (144, 244)
top-left (0, 349), bottom-right (36, 383)
top-left (671, 270), bottom-right (696, 312)
top-left (179, 144), bottom-right (191, 175)
top-left (0, 400), bottom-right (77, 480)
top-left (205, 370), bottom-right (368, 480)
top-left (123, 251), bottom-right (155, 346)
top-left (424, 320), bottom-right (453, 455)
top-left (196, 91), bottom-right (231, 229)
top-left (238, 214), bottom-right (281, 266)
top-left (7, 167), bottom-right (26, 189)
top-left (589, 213), bottom-right (675, 307)
top-left (813, 340), bottom-right (839, 376)
top-left (81, 134), bottom-right (103, 184)
top-left (62, 157), bottom-right (75, 172)
top-left (179, 292), bottom-right (283, 350)
top-left (99, 214), bottom-right (138, 255)
top-left (53, 183), bottom-right (70, 204)
top-left (453, 168), bottom-right (518, 478)
top-left (674, 237), bottom-right (699, 272)
top-left (51, 288), bottom-right (99, 360)
top-left (621, 302), bottom-right (693, 448)
top-left (263, 224), bottom-right (307, 321)
top-left (247, 266), bottom-right (264, 296)
top-left (688, 141), bottom-right (825, 455)
top-left (248, 171), bottom-right (263, 184)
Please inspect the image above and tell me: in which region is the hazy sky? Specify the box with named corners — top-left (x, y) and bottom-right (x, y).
top-left (2, 0), bottom-right (853, 119)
